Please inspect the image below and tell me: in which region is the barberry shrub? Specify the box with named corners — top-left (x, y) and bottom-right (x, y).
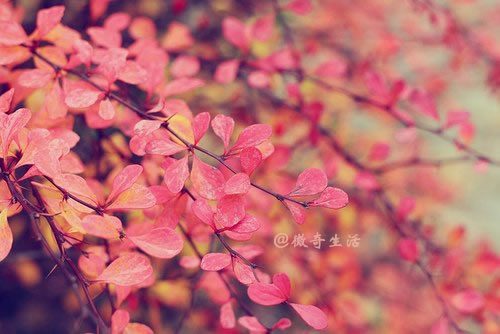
top-left (0, 0), bottom-right (498, 333)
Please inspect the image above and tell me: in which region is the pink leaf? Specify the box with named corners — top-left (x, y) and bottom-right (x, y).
top-left (0, 21), bottom-right (28, 46)
top-left (272, 318), bottom-right (292, 330)
top-left (108, 164), bottom-right (143, 203)
top-left (81, 214), bottom-right (122, 239)
top-left (96, 252), bottom-right (153, 286)
top-left (285, 0), bottom-right (313, 15)
top-left (398, 238), bottom-right (419, 262)
top-left (252, 15), bottom-right (274, 41)
top-left (451, 289), bottom-right (484, 313)
top-left (190, 155), bottom-right (225, 200)
top-left (214, 59), bottom-right (240, 84)
top-left (111, 309), bottom-right (130, 334)
top-left (118, 61), bottom-right (148, 84)
top-left (1, 108), bottom-right (31, 160)
top-left (229, 215), bottom-right (261, 234)
top-left (96, 47), bottom-right (128, 83)
top-left (129, 227), bottom-right (183, 259)
top-left (37, 6), bottom-right (65, 39)
top-left (0, 209), bottom-right (13, 262)
top-left (220, 301), bottom-right (235, 329)
top-left (284, 199), bottom-right (305, 224)
top-left (192, 112), bottom-right (210, 144)
top-left (314, 58), bottom-right (347, 78)
top-left (133, 120), bottom-right (163, 137)
top-left (272, 273), bottom-right (291, 299)
top-left (230, 124), bottom-right (272, 152)
top-left (170, 55), bottom-right (200, 78)
top-left (164, 155), bottom-right (189, 193)
top-left (200, 252), bottom-right (232, 271)
top-left (290, 168), bottom-right (328, 196)
top-left (445, 110), bottom-right (470, 128)
top-left (145, 139), bottom-right (186, 156)
top-left (18, 69), bottom-right (53, 88)
top-left (431, 318), bottom-right (449, 334)
top-left (123, 323), bottom-right (154, 334)
top-left (309, 187), bottom-right (348, 209)
top-left (98, 98), bottom-right (115, 120)
top-left (163, 77), bottom-right (204, 96)
top-left (247, 70), bottom-right (270, 88)
top-left (240, 147), bottom-right (262, 175)
top-left (191, 199), bottom-right (214, 227)
top-left (104, 12), bottom-right (131, 32)
top-left (87, 27), bottom-right (122, 48)
top-left (211, 114), bottom-right (234, 154)
top-left (0, 88), bottom-right (15, 113)
top-left (409, 89), bottom-right (439, 120)
top-left (215, 195), bottom-right (246, 228)
top-left (222, 17), bottom-right (250, 52)
top-left (224, 173), bottom-right (250, 195)
top-left (238, 316), bottom-right (266, 333)
top-left (289, 303), bottom-right (328, 330)
top-left (247, 282), bottom-right (287, 305)
top-left (43, 82), bottom-right (67, 119)
top-left (233, 259), bottom-right (256, 284)
top-left (65, 88), bottom-right (101, 108)
top-left (53, 173), bottom-right (98, 205)
top-left (106, 184), bottom-right (157, 210)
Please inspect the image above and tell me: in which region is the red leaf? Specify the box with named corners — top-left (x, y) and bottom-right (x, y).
top-left (230, 124), bottom-right (272, 152)
top-left (220, 301), bottom-right (235, 329)
top-left (164, 155), bottom-right (189, 193)
top-left (0, 209), bottom-right (13, 262)
top-left (65, 88), bottom-right (101, 109)
top-left (222, 17), bottom-right (250, 52)
top-left (106, 184), bottom-right (157, 210)
top-left (451, 289), bottom-right (484, 313)
top-left (309, 187), bottom-right (348, 209)
top-left (290, 168), bottom-right (327, 196)
top-left (0, 21), bottom-right (28, 46)
top-left (214, 59), bottom-right (240, 84)
top-left (224, 173), bottom-right (250, 195)
top-left (129, 227), bottom-right (183, 259)
top-left (81, 214), bottom-right (122, 239)
top-left (272, 273), bottom-right (291, 299)
top-left (200, 252), bottom-right (231, 271)
top-left (96, 252), bottom-right (153, 286)
top-left (18, 69), bottom-right (53, 88)
top-left (108, 164), bottom-right (143, 203)
top-left (170, 55), bottom-right (200, 78)
top-left (247, 282), bottom-right (287, 305)
top-left (398, 238), bottom-right (419, 262)
top-left (0, 108), bottom-right (31, 160)
top-left (98, 98), bottom-right (115, 120)
top-left (240, 147), bottom-right (262, 175)
top-left (0, 88), bottom-right (14, 113)
top-left (190, 155), bottom-right (225, 200)
top-left (284, 199), bottom-right (305, 225)
top-left (215, 195), bottom-right (245, 228)
top-left (289, 303), bottom-right (328, 330)
top-left (211, 114), bottom-right (234, 154)
top-left (238, 316), bottom-right (267, 333)
top-left (192, 112), bottom-right (210, 144)
top-left (192, 199), bottom-right (214, 227)
top-left (145, 138), bottom-right (186, 156)
top-left (111, 309), bottom-right (130, 334)
top-left (37, 6), bottom-right (65, 39)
